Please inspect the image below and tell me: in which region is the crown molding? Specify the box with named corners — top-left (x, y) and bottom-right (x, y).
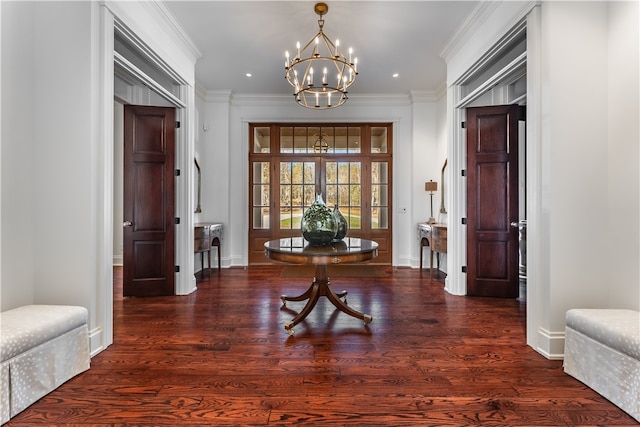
top-left (195, 81), bottom-right (209, 101)
top-left (440, 1), bottom-right (500, 62)
top-left (205, 90), bottom-right (233, 104)
top-left (140, 1), bottom-right (202, 62)
top-left (410, 87), bottom-right (444, 103)
top-left (212, 92), bottom-right (413, 107)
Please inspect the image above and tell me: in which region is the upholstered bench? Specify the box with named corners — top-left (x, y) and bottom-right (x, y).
top-left (0, 305), bottom-right (90, 424)
top-left (564, 309), bottom-right (640, 422)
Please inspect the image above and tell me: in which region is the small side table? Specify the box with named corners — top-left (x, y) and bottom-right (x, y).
top-left (194, 222), bottom-right (223, 277)
top-left (418, 222), bottom-right (447, 279)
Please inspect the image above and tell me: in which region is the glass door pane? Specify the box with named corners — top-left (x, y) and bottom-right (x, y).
top-left (279, 161), bottom-right (315, 230)
top-left (325, 161), bottom-right (361, 230)
top-left (253, 127), bottom-right (270, 153)
top-left (251, 162), bottom-right (270, 229)
top-left (371, 161), bottom-right (389, 229)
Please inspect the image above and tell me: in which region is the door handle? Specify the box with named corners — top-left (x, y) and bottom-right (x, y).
top-left (123, 221), bottom-right (133, 227)
top-left (510, 222), bottom-right (519, 228)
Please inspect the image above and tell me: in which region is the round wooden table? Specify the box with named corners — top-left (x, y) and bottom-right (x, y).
top-left (264, 237), bottom-right (378, 334)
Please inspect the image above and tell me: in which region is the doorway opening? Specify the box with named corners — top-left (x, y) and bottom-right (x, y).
top-left (112, 23), bottom-right (192, 298)
top-left (448, 20), bottom-right (528, 301)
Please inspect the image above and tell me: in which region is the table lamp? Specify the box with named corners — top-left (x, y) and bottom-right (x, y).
top-left (425, 180), bottom-right (438, 224)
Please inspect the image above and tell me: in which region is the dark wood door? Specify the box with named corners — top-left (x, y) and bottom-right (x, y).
top-left (123, 105), bottom-right (176, 297)
top-left (466, 105), bottom-right (520, 298)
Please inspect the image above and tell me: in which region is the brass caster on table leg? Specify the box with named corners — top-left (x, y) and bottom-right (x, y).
top-left (363, 314), bottom-right (373, 325)
top-left (284, 323), bottom-right (295, 335)
top-left (280, 295), bottom-right (287, 307)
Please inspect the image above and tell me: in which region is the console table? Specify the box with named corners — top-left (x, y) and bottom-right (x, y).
top-left (194, 222), bottom-right (223, 277)
top-left (417, 222), bottom-right (447, 279)
top-left (264, 237), bottom-right (378, 334)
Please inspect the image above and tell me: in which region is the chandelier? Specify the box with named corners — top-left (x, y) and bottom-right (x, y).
top-left (284, 2), bottom-right (358, 109)
top-left (312, 133), bottom-right (329, 152)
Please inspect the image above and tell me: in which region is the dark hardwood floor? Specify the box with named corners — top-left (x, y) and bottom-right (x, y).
top-left (7, 265), bottom-right (637, 426)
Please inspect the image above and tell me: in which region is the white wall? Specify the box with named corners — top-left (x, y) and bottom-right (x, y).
top-left (1, 2), bottom-right (97, 311)
top-left (196, 95), bottom-right (439, 268)
top-left (605, 0), bottom-right (640, 309)
top-left (1, 1), bottom-right (37, 310)
top-left (412, 92), bottom-right (447, 272)
top-left (541, 1), bottom-right (640, 337)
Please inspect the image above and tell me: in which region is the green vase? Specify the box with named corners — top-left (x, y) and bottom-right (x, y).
top-left (301, 194), bottom-right (337, 246)
top-left (332, 205), bottom-right (348, 241)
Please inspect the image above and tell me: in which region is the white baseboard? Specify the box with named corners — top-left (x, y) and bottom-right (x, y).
top-left (535, 327), bottom-right (565, 360)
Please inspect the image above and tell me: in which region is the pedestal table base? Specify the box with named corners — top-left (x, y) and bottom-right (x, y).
top-left (280, 264), bottom-right (372, 334)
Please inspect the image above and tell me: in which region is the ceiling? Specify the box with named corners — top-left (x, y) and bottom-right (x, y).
top-left (163, 1), bottom-right (481, 97)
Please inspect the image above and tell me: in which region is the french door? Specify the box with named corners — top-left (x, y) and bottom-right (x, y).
top-left (249, 124), bottom-right (392, 264)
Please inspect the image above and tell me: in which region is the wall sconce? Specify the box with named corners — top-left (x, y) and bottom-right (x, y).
top-left (425, 180), bottom-right (438, 224)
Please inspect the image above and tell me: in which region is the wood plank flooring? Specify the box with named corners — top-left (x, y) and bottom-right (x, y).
top-left (6, 266), bottom-right (637, 426)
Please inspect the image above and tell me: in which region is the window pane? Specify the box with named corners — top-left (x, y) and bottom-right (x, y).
top-left (348, 205), bottom-right (361, 229)
top-left (291, 162), bottom-right (303, 183)
top-left (325, 161), bottom-right (361, 229)
top-left (253, 207), bottom-right (269, 229)
top-left (280, 208), bottom-right (294, 229)
top-left (280, 162), bottom-right (291, 184)
top-left (372, 207), bottom-right (388, 229)
top-left (253, 162), bottom-right (270, 184)
top-left (253, 127), bottom-right (270, 153)
top-left (371, 162), bottom-right (388, 184)
top-left (371, 184), bottom-right (388, 206)
top-left (303, 162), bottom-right (315, 183)
top-left (337, 162), bottom-right (349, 183)
top-left (303, 185), bottom-right (315, 206)
top-left (280, 186), bottom-right (291, 207)
top-left (325, 185), bottom-right (337, 206)
top-left (371, 127), bottom-right (388, 153)
top-left (326, 162), bottom-right (337, 184)
top-left (280, 161), bottom-right (315, 230)
top-left (293, 127), bottom-right (307, 153)
top-left (348, 127), bottom-right (361, 153)
top-left (350, 163), bottom-right (361, 183)
top-left (253, 184), bottom-right (269, 206)
top-left (308, 127), bottom-right (320, 153)
top-left (280, 127), bottom-right (293, 153)
top-left (322, 127), bottom-right (335, 153)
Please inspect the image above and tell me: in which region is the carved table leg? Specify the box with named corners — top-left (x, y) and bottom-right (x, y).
top-left (282, 264), bottom-right (372, 334)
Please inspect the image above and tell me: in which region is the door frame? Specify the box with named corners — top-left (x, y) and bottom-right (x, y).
top-left (446, 11), bottom-right (546, 355)
top-left (95, 9), bottom-right (197, 354)
top-left (447, 45), bottom-right (527, 297)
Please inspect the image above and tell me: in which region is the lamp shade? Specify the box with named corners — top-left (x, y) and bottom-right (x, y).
top-left (424, 181), bottom-right (438, 192)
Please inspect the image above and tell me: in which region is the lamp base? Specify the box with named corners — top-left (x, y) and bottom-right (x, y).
top-left (427, 217), bottom-right (437, 224)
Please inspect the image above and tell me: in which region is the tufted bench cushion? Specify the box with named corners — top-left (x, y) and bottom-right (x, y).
top-left (564, 309), bottom-right (640, 422)
top-left (0, 305), bottom-right (90, 424)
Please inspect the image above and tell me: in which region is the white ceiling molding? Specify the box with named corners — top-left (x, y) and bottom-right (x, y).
top-left (440, 1), bottom-right (500, 62)
top-left (223, 93), bottom-right (412, 108)
top-left (140, 1), bottom-right (202, 62)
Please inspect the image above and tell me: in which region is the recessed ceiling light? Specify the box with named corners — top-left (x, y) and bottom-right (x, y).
top-left (392, 73), bottom-right (399, 78)
top-left (246, 73), bottom-right (252, 78)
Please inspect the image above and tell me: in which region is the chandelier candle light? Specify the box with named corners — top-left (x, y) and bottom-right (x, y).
top-left (284, 2), bottom-right (358, 109)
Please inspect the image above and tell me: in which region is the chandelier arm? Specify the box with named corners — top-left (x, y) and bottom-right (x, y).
top-left (298, 31), bottom-right (324, 58)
